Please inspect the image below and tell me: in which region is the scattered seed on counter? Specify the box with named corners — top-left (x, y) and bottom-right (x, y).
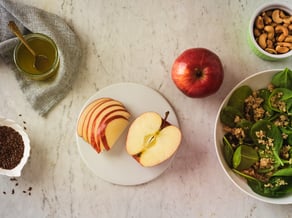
top-left (1, 177), bottom-right (33, 196)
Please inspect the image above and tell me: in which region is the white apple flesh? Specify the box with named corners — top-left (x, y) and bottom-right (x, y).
top-left (126, 111), bottom-right (181, 167)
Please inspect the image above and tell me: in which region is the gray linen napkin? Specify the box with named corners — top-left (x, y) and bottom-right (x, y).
top-left (0, 0), bottom-right (82, 116)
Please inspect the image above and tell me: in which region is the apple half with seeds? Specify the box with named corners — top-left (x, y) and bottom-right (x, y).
top-left (126, 111), bottom-right (182, 167)
top-left (77, 97), bottom-right (131, 153)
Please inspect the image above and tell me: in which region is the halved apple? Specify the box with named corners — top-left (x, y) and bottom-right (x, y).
top-left (126, 111), bottom-right (181, 167)
top-left (77, 97), bottom-right (131, 153)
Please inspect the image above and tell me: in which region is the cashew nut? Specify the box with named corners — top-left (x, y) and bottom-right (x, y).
top-left (267, 39), bottom-right (274, 48)
top-left (276, 45), bottom-right (289, 53)
top-left (258, 33), bottom-right (268, 49)
top-left (285, 35), bottom-right (292, 43)
top-left (275, 25), bottom-right (289, 42)
top-left (255, 15), bottom-right (264, 29)
top-left (263, 12), bottom-right (272, 25)
top-left (253, 28), bottom-right (261, 37)
top-left (265, 48), bottom-right (277, 54)
top-left (272, 9), bottom-right (283, 23)
top-left (264, 25), bottom-right (275, 39)
top-left (277, 42), bottom-right (292, 49)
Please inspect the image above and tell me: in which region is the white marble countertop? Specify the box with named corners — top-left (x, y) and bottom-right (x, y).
top-left (1, 0), bottom-right (292, 217)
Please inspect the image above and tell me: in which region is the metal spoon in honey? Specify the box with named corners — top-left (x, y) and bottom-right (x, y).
top-left (8, 21), bottom-right (49, 72)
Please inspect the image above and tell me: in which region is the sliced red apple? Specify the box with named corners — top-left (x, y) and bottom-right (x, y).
top-left (80, 98), bottom-right (113, 142)
top-left (86, 102), bottom-right (122, 142)
top-left (77, 98), bottom-right (110, 138)
top-left (97, 110), bottom-right (131, 151)
top-left (90, 105), bottom-right (128, 152)
top-left (126, 111), bottom-right (181, 167)
top-left (77, 97), bottom-right (131, 154)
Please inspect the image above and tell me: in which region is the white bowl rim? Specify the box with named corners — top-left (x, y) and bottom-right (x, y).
top-left (214, 69), bottom-right (292, 204)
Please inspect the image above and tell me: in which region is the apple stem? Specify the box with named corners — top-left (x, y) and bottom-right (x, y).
top-left (160, 111), bottom-right (169, 130)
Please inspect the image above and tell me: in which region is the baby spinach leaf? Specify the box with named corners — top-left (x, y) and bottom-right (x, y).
top-left (236, 119), bottom-right (253, 142)
top-left (227, 85), bottom-right (252, 113)
top-left (271, 68), bottom-right (292, 90)
top-left (233, 145), bottom-right (258, 170)
top-left (273, 168), bottom-right (292, 177)
top-left (248, 176), bottom-right (292, 198)
top-left (257, 88), bottom-right (274, 118)
top-left (250, 120), bottom-right (284, 166)
top-left (269, 88), bottom-right (292, 114)
top-left (220, 106), bottom-right (242, 127)
top-left (223, 136), bottom-right (234, 168)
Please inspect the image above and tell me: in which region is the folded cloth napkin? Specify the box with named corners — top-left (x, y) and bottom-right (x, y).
top-left (0, 0), bottom-right (82, 116)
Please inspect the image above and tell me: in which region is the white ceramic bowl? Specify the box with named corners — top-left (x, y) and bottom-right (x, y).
top-left (214, 69), bottom-right (292, 204)
top-left (248, 2), bottom-right (292, 61)
top-left (0, 116), bottom-right (30, 177)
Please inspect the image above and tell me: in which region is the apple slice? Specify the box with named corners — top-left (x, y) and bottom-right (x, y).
top-left (86, 103), bottom-right (124, 150)
top-left (79, 98), bottom-right (113, 142)
top-left (126, 111), bottom-right (181, 167)
top-left (91, 107), bottom-right (130, 152)
top-left (97, 110), bottom-right (131, 151)
top-left (77, 97), bottom-right (110, 138)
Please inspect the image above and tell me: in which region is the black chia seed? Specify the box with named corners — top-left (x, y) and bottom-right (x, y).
top-left (0, 126), bottom-right (24, 169)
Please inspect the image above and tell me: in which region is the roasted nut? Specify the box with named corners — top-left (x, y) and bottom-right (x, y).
top-left (264, 25), bottom-right (275, 39)
top-left (265, 48), bottom-right (277, 54)
top-left (253, 28), bottom-right (261, 37)
top-left (255, 15), bottom-right (264, 29)
top-left (272, 9), bottom-right (283, 23)
top-left (276, 45), bottom-right (289, 53)
top-left (277, 42), bottom-right (292, 49)
top-left (254, 8), bottom-right (292, 54)
top-left (258, 33), bottom-right (268, 49)
top-left (285, 35), bottom-right (292, 42)
top-left (263, 12), bottom-right (272, 24)
top-left (275, 25), bottom-right (289, 42)
top-left (267, 39), bottom-right (274, 48)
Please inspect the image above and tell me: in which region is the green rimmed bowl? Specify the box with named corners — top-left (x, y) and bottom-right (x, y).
top-left (248, 3), bottom-right (292, 61)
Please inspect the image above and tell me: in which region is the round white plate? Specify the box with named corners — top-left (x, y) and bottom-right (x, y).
top-left (76, 83), bottom-right (179, 185)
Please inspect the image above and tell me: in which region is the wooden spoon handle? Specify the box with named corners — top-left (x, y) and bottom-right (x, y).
top-left (8, 21), bottom-right (36, 56)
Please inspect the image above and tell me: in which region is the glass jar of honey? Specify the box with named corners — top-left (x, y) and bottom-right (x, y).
top-left (13, 33), bottom-right (59, 81)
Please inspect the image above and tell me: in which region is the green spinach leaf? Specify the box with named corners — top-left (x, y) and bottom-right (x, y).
top-left (233, 145), bottom-right (258, 170)
top-left (271, 68), bottom-right (292, 89)
top-left (227, 85), bottom-right (252, 113)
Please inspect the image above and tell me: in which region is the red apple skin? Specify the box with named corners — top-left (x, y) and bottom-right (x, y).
top-left (171, 48), bottom-right (224, 98)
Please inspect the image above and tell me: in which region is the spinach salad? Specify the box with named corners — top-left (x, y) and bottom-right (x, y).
top-left (220, 68), bottom-right (292, 198)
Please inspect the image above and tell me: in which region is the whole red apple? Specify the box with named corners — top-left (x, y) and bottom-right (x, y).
top-left (171, 48), bottom-right (224, 98)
